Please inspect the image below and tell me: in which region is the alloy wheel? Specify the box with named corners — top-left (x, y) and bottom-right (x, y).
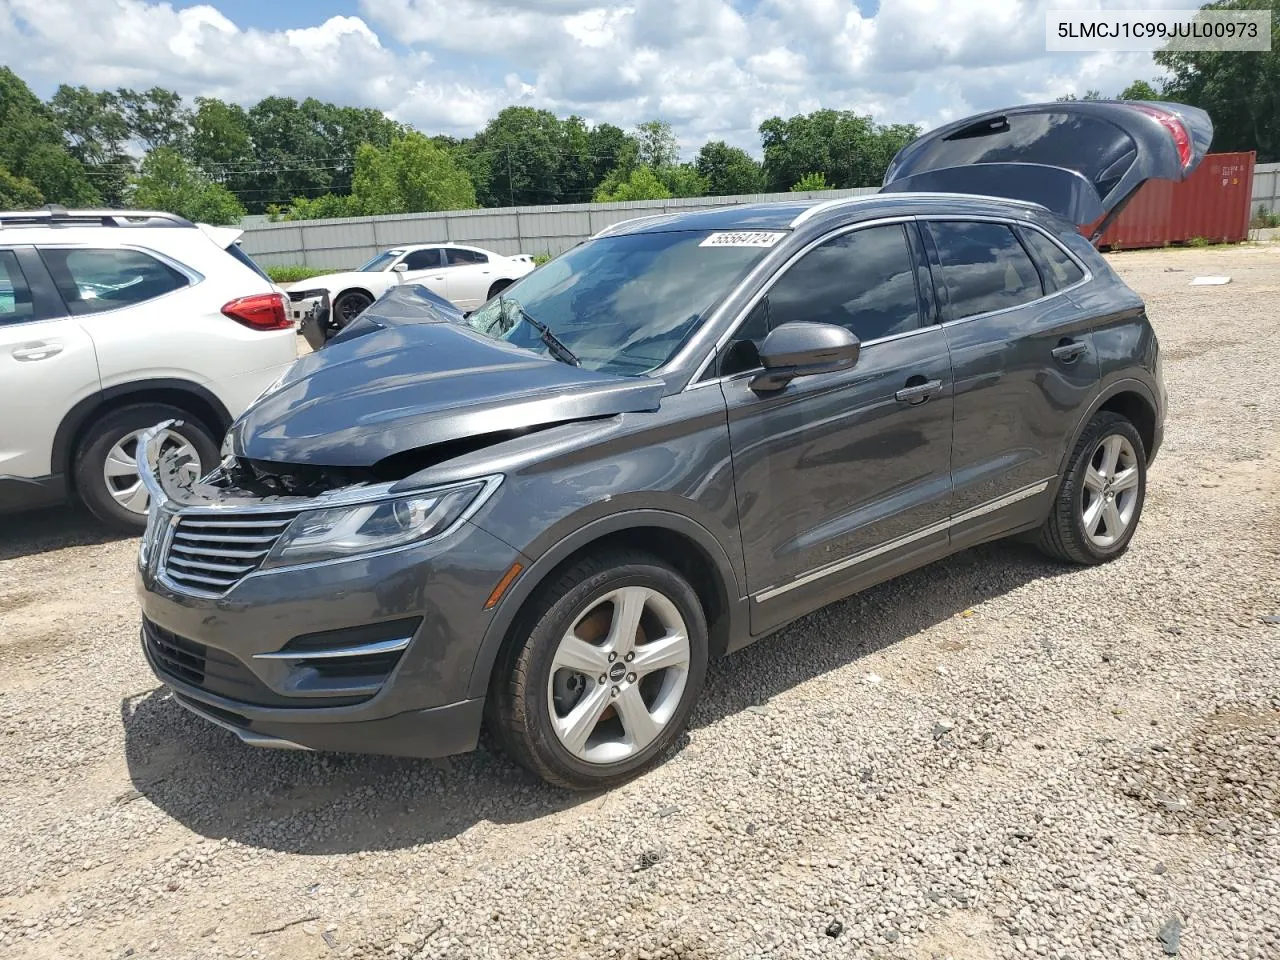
top-left (102, 428), bottom-right (200, 515)
top-left (546, 585), bottom-right (691, 764)
top-left (1080, 433), bottom-right (1140, 548)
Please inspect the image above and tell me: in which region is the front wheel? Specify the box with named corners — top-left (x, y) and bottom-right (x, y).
top-left (74, 404), bottom-right (220, 532)
top-left (332, 289), bottom-right (373, 329)
top-left (1038, 411), bottom-right (1147, 565)
top-left (488, 551), bottom-right (709, 790)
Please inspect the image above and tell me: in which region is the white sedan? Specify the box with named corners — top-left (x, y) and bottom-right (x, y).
top-left (283, 243), bottom-right (537, 327)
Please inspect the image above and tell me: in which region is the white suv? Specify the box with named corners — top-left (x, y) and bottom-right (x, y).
top-left (0, 208), bottom-right (297, 531)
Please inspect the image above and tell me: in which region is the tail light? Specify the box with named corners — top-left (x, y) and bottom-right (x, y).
top-left (1128, 103), bottom-right (1193, 168)
top-left (221, 293), bottom-right (291, 331)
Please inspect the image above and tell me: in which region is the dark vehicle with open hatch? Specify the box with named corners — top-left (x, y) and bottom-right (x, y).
top-left (135, 100), bottom-right (1205, 789)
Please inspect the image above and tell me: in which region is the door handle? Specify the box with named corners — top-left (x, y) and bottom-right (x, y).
top-left (12, 342), bottom-right (63, 361)
top-left (895, 378), bottom-right (943, 404)
top-left (1052, 340), bottom-right (1088, 363)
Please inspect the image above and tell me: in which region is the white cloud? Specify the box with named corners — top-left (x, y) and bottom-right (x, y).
top-left (0, 0), bottom-right (1196, 154)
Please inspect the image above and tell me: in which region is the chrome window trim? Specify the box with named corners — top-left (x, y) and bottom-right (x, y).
top-left (753, 478), bottom-right (1052, 602)
top-left (684, 215), bottom-right (920, 389)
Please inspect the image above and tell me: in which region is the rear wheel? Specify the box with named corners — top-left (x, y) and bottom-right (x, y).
top-left (486, 279), bottom-right (512, 301)
top-left (1038, 411), bottom-right (1147, 565)
top-left (332, 289), bottom-right (373, 328)
top-left (74, 404), bottom-right (219, 532)
top-left (488, 550), bottom-right (708, 790)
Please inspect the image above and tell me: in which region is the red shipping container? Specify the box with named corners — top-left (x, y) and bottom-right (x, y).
top-left (1095, 151), bottom-right (1256, 250)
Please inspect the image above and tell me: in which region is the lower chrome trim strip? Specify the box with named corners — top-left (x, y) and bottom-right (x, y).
top-left (173, 696), bottom-right (312, 752)
top-left (754, 478), bottom-right (1052, 603)
top-left (252, 636), bottom-right (412, 661)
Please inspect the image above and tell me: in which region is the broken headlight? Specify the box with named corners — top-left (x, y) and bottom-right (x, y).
top-left (260, 477), bottom-right (500, 570)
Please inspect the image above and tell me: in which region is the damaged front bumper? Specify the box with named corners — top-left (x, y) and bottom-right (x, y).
top-left (133, 422), bottom-right (522, 759)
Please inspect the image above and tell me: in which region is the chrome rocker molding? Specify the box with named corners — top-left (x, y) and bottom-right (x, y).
top-left (755, 478), bottom-right (1052, 602)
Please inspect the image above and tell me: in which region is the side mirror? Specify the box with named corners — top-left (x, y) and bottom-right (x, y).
top-left (749, 322), bottom-right (860, 393)
top-left (392, 263), bottom-right (409, 273)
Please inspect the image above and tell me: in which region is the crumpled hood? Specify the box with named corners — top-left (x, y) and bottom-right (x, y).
top-left (230, 299), bottom-right (664, 467)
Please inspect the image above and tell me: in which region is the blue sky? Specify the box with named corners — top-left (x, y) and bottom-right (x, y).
top-left (2, 0), bottom-right (1191, 155)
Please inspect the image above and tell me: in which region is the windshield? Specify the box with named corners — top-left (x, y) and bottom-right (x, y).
top-left (223, 241), bottom-right (272, 283)
top-left (357, 250), bottom-right (403, 272)
top-left (462, 230), bottom-right (778, 376)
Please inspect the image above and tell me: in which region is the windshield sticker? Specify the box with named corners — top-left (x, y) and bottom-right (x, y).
top-left (699, 231), bottom-right (786, 248)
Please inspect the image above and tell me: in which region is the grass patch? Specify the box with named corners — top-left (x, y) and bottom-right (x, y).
top-left (266, 265), bottom-right (331, 284)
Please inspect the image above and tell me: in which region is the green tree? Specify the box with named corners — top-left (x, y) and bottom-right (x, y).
top-left (791, 172), bottom-right (829, 192)
top-left (593, 166), bottom-right (672, 202)
top-left (1056, 90), bottom-right (1105, 101)
top-left (1118, 80), bottom-right (1160, 100)
top-left (660, 162), bottom-right (709, 198)
top-left (49, 85), bottom-right (133, 205)
top-left (759, 110), bottom-right (919, 193)
top-left (132, 148), bottom-right (246, 224)
top-left (277, 192), bottom-right (361, 221)
top-left (0, 165), bottom-right (43, 208)
top-left (462, 106), bottom-right (600, 207)
top-left (117, 87), bottom-right (191, 151)
top-left (0, 67), bottom-right (98, 205)
top-left (586, 122), bottom-right (638, 187)
top-left (350, 132), bottom-right (477, 214)
top-left (695, 140), bottom-right (764, 196)
top-left (1156, 0), bottom-right (1279, 161)
top-left (635, 119), bottom-right (680, 168)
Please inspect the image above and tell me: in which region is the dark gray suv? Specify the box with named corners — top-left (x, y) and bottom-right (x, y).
top-left (135, 101), bottom-right (1205, 789)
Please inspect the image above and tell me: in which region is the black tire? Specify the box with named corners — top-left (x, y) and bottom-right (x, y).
top-left (74, 404), bottom-right (220, 532)
top-left (1037, 411), bottom-right (1147, 565)
top-left (487, 550), bottom-right (709, 791)
top-left (486, 279), bottom-right (512, 301)
top-left (333, 289), bottom-right (374, 328)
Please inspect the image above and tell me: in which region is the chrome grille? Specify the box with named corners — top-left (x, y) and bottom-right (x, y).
top-left (162, 512), bottom-right (298, 593)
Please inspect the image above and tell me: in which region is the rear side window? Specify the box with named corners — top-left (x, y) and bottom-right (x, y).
top-left (41, 248), bottom-right (188, 315)
top-left (0, 251), bottom-right (34, 324)
top-left (223, 242), bottom-right (271, 283)
top-left (1020, 228), bottom-right (1085, 293)
top-left (401, 249), bottom-right (441, 270)
top-left (446, 248), bottom-right (488, 265)
top-left (927, 222), bottom-right (1043, 320)
top-left (767, 224), bottom-right (921, 342)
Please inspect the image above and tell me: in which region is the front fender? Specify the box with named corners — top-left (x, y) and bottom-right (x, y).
top-left (464, 508), bottom-right (748, 700)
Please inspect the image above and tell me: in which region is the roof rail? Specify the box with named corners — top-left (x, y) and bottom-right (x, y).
top-left (590, 213), bottom-right (672, 239)
top-left (789, 191), bottom-right (1051, 227)
top-left (0, 207), bottom-right (196, 229)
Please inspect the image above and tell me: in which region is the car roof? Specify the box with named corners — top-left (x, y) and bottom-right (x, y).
top-left (598, 192), bottom-right (1061, 238)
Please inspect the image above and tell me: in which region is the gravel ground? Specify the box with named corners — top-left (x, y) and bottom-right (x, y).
top-left (2, 245), bottom-right (1278, 960)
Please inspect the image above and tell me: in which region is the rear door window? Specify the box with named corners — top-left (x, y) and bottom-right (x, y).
top-left (40, 248), bottom-right (189, 315)
top-left (926, 222), bottom-right (1044, 320)
top-left (0, 250), bottom-right (34, 324)
top-left (446, 248), bottom-right (488, 265)
top-left (1020, 227), bottom-right (1086, 293)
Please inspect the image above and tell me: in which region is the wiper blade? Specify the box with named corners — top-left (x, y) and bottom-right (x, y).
top-left (501, 295), bottom-right (580, 366)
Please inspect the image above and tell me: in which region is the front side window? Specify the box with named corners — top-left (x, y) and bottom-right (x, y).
top-left (40, 248), bottom-right (188, 315)
top-left (401, 249), bottom-right (441, 271)
top-left (767, 224), bottom-right (922, 342)
top-left (1020, 227), bottom-right (1085, 293)
top-left (462, 230), bottom-right (775, 376)
top-left (0, 250), bottom-right (34, 324)
top-left (446, 248), bottom-right (488, 266)
top-left (927, 221), bottom-right (1044, 320)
